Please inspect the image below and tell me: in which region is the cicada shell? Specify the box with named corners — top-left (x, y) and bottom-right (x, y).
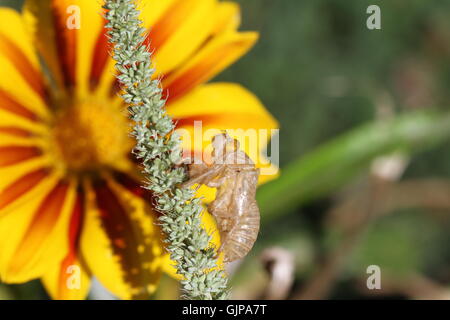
top-left (183, 133), bottom-right (260, 262)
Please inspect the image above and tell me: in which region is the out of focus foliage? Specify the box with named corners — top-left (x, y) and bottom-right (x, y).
top-left (2, 0), bottom-right (450, 299)
top-left (222, 0), bottom-right (450, 300)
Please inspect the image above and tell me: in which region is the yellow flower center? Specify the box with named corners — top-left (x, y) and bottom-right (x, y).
top-left (52, 99), bottom-right (131, 173)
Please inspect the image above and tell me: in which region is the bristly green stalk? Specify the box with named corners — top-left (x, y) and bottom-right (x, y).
top-left (103, 0), bottom-right (229, 300)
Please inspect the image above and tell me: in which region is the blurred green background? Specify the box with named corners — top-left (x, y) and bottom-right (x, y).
top-left (2, 0), bottom-right (450, 300)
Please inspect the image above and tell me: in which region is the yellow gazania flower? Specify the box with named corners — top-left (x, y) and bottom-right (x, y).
top-left (0, 0), bottom-right (278, 299)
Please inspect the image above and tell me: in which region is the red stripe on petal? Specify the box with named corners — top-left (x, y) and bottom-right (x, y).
top-left (94, 180), bottom-right (137, 242)
top-left (163, 34), bottom-right (257, 103)
top-left (175, 113), bottom-right (268, 130)
top-left (175, 113), bottom-right (245, 128)
top-left (163, 52), bottom-right (228, 103)
top-left (0, 146), bottom-right (41, 167)
top-left (109, 78), bottom-right (122, 97)
top-left (142, 32), bottom-right (156, 57)
top-left (55, 188), bottom-right (84, 298)
top-left (145, 0), bottom-right (190, 55)
top-left (174, 114), bottom-right (217, 128)
top-left (89, 21), bottom-right (110, 90)
top-left (56, 254), bottom-right (78, 298)
top-left (9, 180), bottom-right (69, 274)
top-left (111, 172), bottom-right (164, 219)
top-left (68, 188), bottom-right (84, 252)
top-left (0, 127), bottom-right (32, 138)
top-left (112, 171), bottom-right (148, 198)
top-left (0, 89), bottom-right (38, 121)
top-left (52, 2), bottom-right (76, 89)
top-left (0, 168), bottom-right (49, 210)
top-left (0, 34), bottom-right (47, 100)
top-left (93, 179), bottom-right (161, 298)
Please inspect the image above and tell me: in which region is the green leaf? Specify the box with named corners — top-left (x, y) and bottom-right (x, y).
top-left (258, 110), bottom-right (450, 224)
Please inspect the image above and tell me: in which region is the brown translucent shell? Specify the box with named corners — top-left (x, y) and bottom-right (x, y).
top-left (183, 133), bottom-right (260, 262)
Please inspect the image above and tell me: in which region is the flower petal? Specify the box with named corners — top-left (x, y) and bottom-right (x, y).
top-left (0, 8), bottom-right (47, 101)
top-left (81, 177), bottom-right (164, 299)
top-left (90, 0), bottom-right (176, 93)
top-left (167, 83), bottom-right (279, 181)
top-left (0, 54), bottom-right (50, 121)
top-left (94, 0), bottom-right (221, 97)
top-left (0, 168), bottom-right (48, 211)
top-left (0, 133), bottom-right (47, 149)
top-left (148, 0), bottom-right (217, 75)
top-left (168, 83), bottom-right (276, 123)
top-left (0, 120), bottom-right (49, 158)
top-left (0, 90), bottom-right (37, 122)
top-left (90, 0), bottom-right (176, 95)
top-left (0, 127), bottom-right (33, 138)
top-left (41, 257), bottom-right (91, 300)
top-left (0, 156), bottom-right (52, 192)
top-left (0, 146), bottom-right (42, 167)
top-left (139, 0), bottom-right (178, 30)
top-left (41, 189), bottom-right (91, 300)
top-left (24, 0), bottom-right (101, 94)
top-left (0, 174), bottom-right (71, 283)
top-left (73, 0), bottom-right (105, 98)
top-left (110, 171), bottom-right (223, 280)
top-left (110, 170), bottom-right (153, 200)
top-left (211, 1), bottom-right (241, 34)
top-left (163, 31), bottom-right (258, 102)
top-left (23, 0), bottom-right (67, 88)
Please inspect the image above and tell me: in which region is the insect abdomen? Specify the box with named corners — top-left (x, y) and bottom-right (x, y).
top-left (221, 202), bottom-right (260, 262)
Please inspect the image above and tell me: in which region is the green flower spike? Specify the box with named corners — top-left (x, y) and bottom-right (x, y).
top-left (103, 0), bottom-right (229, 300)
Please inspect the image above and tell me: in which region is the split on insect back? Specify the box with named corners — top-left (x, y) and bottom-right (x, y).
top-left (183, 133), bottom-right (261, 263)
